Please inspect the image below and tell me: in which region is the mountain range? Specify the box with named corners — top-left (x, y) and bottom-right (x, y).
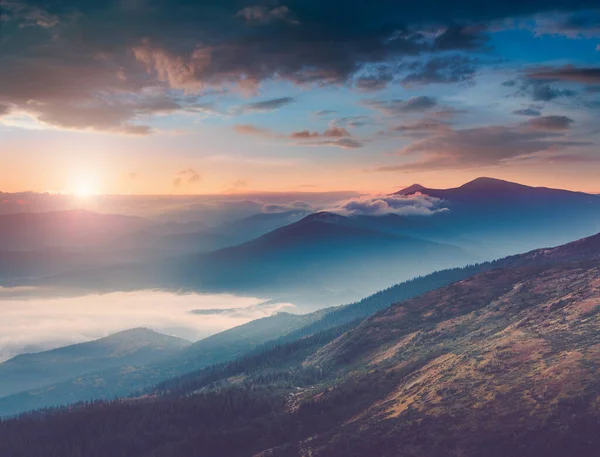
top-left (2, 226), bottom-right (600, 418)
top-left (3, 177), bottom-right (596, 307)
top-left (1, 228), bottom-right (599, 456)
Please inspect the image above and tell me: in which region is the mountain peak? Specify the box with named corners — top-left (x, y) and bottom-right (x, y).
top-left (395, 184), bottom-right (426, 195)
top-left (101, 328), bottom-right (189, 347)
top-left (301, 211), bottom-right (347, 224)
top-left (459, 177), bottom-right (527, 190)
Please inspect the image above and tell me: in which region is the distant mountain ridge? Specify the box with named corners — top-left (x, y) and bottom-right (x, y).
top-left (172, 210), bottom-right (467, 302)
top-left (0, 328), bottom-right (190, 399)
top-left (395, 176), bottom-right (598, 201)
top-left (2, 177), bottom-right (599, 307)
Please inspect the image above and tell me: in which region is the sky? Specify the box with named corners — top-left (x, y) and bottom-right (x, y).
top-left (1, 0), bottom-right (599, 195)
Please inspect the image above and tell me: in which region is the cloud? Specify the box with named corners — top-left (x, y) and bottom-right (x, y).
top-left (516, 79), bottom-right (578, 101)
top-left (433, 24), bottom-right (488, 50)
top-left (233, 124), bottom-right (275, 136)
top-left (0, 290), bottom-right (295, 361)
top-left (314, 138), bottom-right (364, 149)
top-left (290, 126), bottom-right (351, 139)
top-left (234, 97), bottom-right (296, 114)
top-left (513, 107), bottom-right (542, 117)
top-left (234, 124), bottom-right (355, 143)
top-left (331, 115), bottom-right (372, 128)
top-left (327, 193), bottom-right (449, 217)
top-left (236, 5), bottom-right (297, 25)
top-left (1, 0), bottom-right (596, 134)
top-left (261, 201), bottom-right (314, 213)
top-left (355, 66), bottom-right (395, 91)
top-left (0, 49), bottom-right (179, 134)
top-left (364, 96), bottom-right (438, 115)
top-left (526, 115), bottom-right (574, 130)
top-left (1, 1), bottom-right (59, 28)
top-left (173, 169), bottom-right (201, 187)
top-left (311, 110), bottom-right (337, 117)
top-left (534, 10), bottom-right (600, 38)
top-left (223, 179), bottom-right (249, 193)
top-left (375, 124), bottom-right (591, 171)
top-left (400, 55), bottom-right (478, 86)
top-left (388, 119), bottom-right (451, 137)
top-left (0, 104), bottom-right (12, 117)
top-left (527, 65), bottom-right (600, 84)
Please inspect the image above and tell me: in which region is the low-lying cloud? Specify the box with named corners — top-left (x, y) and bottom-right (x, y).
top-left (0, 289), bottom-right (295, 362)
top-left (327, 193), bottom-right (448, 217)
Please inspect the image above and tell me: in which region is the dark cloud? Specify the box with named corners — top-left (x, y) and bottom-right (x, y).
top-left (542, 153), bottom-right (600, 164)
top-left (1, 1), bottom-right (59, 28)
top-left (527, 65), bottom-right (600, 85)
top-left (290, 126), bottom-right (351, 139)
top-left (0, 0), bottom-right (596, 133)
top-left (433, 24), bottom-right (488, 50)
top-left (513, 107), bottom-right (542, 117)
top-left (389, 119), bottom-right (451, 136)
top-left (315, 138), bottom-right (364, 149)
top-left (234, 97), bottom-right (296, 114)
top-left (0, 104), bottom-right (12, 117)
top-left (234, 124), bottom-right (354, 142)
top-left (129, 24), bottom-right (431, 94)
top-left (311, 110), bottom-right (337, 117)
top-left (400, 55), bottom-right (478, 86)
top-left (364, 96), bottom-right (438, 115)
top-left (375, 124), bottom-right (590, 171)
top-left (236, 5), bottom-right (298, 25)
top-left (526, 115), bottom-right (574, 130)
top-left (534, 10), bottom-right (600, 37)
top-left (517, 79), bottom-right (578, 101)
top-left (429, 107), bottom-right (469, 119)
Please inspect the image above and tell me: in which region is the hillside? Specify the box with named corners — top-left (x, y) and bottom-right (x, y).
top-left (0, 313), bottom-right (327, 416)
top-left (0, 328), bottom-right (190, 398)
top-left (174, 212), bottom-right (468, 301)
top-left (0, 233), bottom-right (599, 456)
top-left (3, 232), bottom-right (600, 416)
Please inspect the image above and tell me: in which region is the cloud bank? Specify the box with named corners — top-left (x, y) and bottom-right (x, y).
top-left (0, 289), bottom-right (295, 362)
top-left (327, 193), bottom-right (449, 216)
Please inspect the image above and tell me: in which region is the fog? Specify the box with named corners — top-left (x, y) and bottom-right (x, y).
top-left (0, 289), bottom-right (295, 362)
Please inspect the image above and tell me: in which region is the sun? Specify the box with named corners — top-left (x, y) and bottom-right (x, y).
top-left (74, 184), bottom-right (94, 198)
top-left (70, 175), bottom-right (99, 198)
